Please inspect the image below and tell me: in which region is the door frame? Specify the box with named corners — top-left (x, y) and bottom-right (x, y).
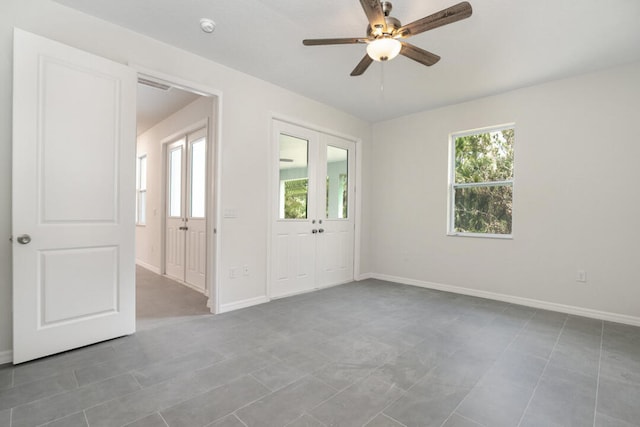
top-left (134, 65), bottom-right (222, 314)
top-left (267, 115), bottom-right (363, 299)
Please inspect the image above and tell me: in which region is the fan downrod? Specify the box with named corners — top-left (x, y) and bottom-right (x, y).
top-left (367, 2), bottom-right (401, 37)
top-left (381, 1), bottom-right (393, 16)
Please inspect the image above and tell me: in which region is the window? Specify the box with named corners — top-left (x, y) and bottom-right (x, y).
top-left (326, 145), bottom-right (348, 219)
top-left (278, 134), bottom-right (309, 219)
top-left (168, 146), bottom-right (182, 218)
top-left (190, 137), bottom-right (206, 218)
top-left (136, 155), bottom-right (147, 225)
top-left (449, 125), bottom-right (515, 237)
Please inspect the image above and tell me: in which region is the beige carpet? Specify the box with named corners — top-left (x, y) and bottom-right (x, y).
top-left (136, 265), bottom-right (211, 330)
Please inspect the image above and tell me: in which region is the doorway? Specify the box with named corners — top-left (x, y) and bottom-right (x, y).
top-left (135, 73), bottom-right (220, 325)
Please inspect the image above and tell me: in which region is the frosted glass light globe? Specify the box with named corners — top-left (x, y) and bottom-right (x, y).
top-left (366, 37), bottom-right (401, 61)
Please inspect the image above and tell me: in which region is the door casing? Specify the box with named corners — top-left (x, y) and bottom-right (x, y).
top-left (267, 116), bottom-right (363, 299)
top-left (134, 66), bottom-right (223, 313)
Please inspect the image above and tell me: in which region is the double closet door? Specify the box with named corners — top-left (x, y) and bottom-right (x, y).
top-left (271, 120), bottom-right (355, 298)
top-left (165, 127), bottom-right (207, 293)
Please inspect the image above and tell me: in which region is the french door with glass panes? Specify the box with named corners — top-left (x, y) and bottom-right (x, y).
top-left (165, 127), bottom-right (207, 293)
top-left (271, 120), bottom-right (355, 298)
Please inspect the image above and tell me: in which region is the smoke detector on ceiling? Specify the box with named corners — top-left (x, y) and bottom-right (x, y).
top-left (200, 18), bottom-right (216, 33)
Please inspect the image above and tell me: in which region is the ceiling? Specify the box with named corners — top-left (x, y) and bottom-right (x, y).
top-left (54, 0), bottom-right (640, 123)
top-left (136, 83), bottom-right (200, 136)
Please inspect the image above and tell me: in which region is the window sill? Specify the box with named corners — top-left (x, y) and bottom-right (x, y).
top-left (447, 232), bottom-right (513, 240)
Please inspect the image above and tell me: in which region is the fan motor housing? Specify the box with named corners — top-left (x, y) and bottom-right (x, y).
top-left (367, 16), bottom-right (401, 37)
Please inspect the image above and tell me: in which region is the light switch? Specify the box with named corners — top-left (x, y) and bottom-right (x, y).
top-left (223, 208), bottom-right (238, 218)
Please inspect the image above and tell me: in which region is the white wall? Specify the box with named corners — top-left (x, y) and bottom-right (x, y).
top-left (368, 62), bottom-right (640, 322)
top-left (135, 97), bottom-right (214, 272)
top-left (0, 0), bottom-right (371, 358)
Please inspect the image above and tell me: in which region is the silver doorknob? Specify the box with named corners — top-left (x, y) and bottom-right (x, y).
top-left (17, 234), bottom-right (31, 244)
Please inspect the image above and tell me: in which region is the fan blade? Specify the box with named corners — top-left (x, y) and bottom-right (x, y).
top-left (303, 37), bottom-right (368, 46)
top-left (397, 1), bottom-right (472, 38)
top-left (350, 54), bottom-right (374, 76)
top-left (359, 0), bottom-right (387, 34)
top-left (400, 43), bottom-right (441, 66)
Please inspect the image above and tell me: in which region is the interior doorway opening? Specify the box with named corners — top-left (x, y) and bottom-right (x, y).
top-left (135, 74), bottom-right (219, 328)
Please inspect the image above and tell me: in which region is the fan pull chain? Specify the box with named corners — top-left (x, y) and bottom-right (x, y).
top-left (380, 62), bottom-right (385, 98)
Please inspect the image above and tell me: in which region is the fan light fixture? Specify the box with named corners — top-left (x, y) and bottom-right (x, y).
top-left (302, 1), bottom-right (473, 76)
top-left (366, 37), bottom-right (401, 62)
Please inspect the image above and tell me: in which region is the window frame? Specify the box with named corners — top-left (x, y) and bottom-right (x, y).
top-left (447, 124), bottom-right (515, 239)
top-left (136, 154), bottom-right (147, 226)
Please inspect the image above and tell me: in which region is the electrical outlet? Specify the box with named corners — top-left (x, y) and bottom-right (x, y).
top-left (576, 270), bottom-right (587, 283)
top-left (229, 267), bottom-right (238, 279)
top-left (242, 265), bottom-right (249, 276)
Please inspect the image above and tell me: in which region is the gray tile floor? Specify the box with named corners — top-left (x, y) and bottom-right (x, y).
top-left (1, 278), bottom-right (639, 427)
top-left (135, 266), bottom-right (210, 331)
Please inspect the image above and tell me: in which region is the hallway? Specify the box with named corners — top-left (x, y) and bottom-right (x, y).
top-left (136, 265), bottom-right (210, 331)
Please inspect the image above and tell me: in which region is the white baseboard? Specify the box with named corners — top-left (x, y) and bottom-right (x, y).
top-left (371, 273), bottom-right (640, 327)
top-left (271, 279), bottom-right (353, 301)
top-left (356, 273), bottom-right (374, 281)
top-left (219, 296), bottom-right (270, 313)
top-left (0, 350), bottom-right (13, 364)
top-left (135, 260), bottom-right (161, 274)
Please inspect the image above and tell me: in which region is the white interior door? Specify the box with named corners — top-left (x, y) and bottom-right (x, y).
top-left (165, 139), bottom-right (186, 280)
top-left (317, 135), bottom-right (355, 285)
top-left (271, 120), bottom-right (355, 298)
top-left (165, 128), bottom-right (207, 292)
top-left (185, 129), bottom-right (207, 291)
top-left (271, 122), bottom-right (319, 297)
top-left (12, 29), bottom-right (137, 364)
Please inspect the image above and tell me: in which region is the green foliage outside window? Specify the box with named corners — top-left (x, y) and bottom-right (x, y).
top-left (339, 173), bottom-right (348, 219)
top-left (284, 178), bottom-right (308, 219)
top-left (453, 128), bottom-right (514, 234)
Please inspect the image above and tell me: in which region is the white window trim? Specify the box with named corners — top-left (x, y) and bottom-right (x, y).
top-left (447, 124), bottom-right (515, 239)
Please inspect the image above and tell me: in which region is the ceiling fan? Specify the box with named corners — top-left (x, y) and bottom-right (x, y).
top-left (302, 0), bottom-right (472, 76)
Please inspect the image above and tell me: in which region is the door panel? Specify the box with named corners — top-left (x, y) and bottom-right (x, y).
top-left (184, 130), bottom-right (207, 290)
top-left (40, 247), bottom-right (118, 324)
top-left (184, 222), bottom-right (206, 290)
top-left (41, 62), bottom-right (118, 223)
top-left (12, 29), bottom-right (136, 364)
top-left (317, 135), bottom-right (355, 285)
top-left (275, 234), bottom-right (290, 280)
top-left (165, 140), bottom-right (186, 281)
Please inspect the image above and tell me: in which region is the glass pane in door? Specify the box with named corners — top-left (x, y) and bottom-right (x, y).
top-left (138, 191), bottom-right (146, 225)
top-left (326, 145), bottom-right (348, 219)
top-left (279, 134), bottom-right (309, 219)
top-left (169, 147), bottom-right (182, 217)
top-left (190, 138), bottom-right (206, 218)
